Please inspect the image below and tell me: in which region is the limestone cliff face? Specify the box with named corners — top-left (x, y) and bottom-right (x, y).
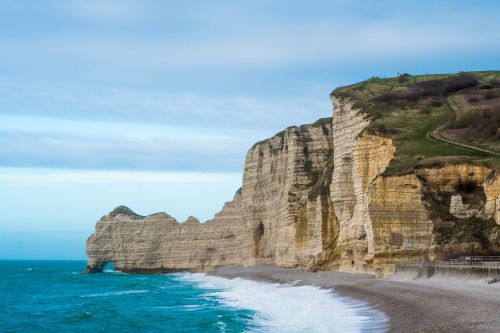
top-left (85, 120), bottom-right (338, 273)
top-left (86, 203), bottom-right (249, 273)
top-left (86, 93), bottom-right (499, 276)
top-left (330, 97), bottom-right (401, 274)
top-left (330, 97), bottom-right (500, 276)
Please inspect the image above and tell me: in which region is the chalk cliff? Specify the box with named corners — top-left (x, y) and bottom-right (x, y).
top-left (330, 98), bottom-right (499, 276)
top-left (86, 119), bottom-right (339, 273)
top-left (86, 72), bottom-right (500, 276)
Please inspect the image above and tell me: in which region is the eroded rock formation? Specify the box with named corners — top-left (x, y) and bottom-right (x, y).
top-left (85, 120), bottom-right (339, 273)
top-left (86, 81), bottom-right (500, 276)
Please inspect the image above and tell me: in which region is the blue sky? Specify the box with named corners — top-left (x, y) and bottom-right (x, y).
top-left (1, 0), bottom-right (500, 259)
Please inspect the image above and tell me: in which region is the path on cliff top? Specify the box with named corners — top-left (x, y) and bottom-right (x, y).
top-left (426, 98), bottom-right (500, 157)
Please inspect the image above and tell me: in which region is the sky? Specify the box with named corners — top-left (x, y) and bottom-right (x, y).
top-left (1, 0), bottom-right (500, 259)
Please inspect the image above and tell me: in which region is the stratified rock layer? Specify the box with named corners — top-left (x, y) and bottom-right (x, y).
top-left (85, 120), bottom-right (338, 273)
top-left (329, 97), bottom-right (499, 276)
top-left (86, 92), bottom-right (500, 276)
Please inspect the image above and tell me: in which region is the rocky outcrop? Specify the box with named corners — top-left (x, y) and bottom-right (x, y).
top-left (85, 119), bottom-right (338, 273)
top-left (85, 203), bottom-right (250, 273)
top-left (484, 174), bottom-right (500, 225)
top-left (86, 83), bottom-right (500, 277)
top-left (449, 194), bottom-right (487, 219)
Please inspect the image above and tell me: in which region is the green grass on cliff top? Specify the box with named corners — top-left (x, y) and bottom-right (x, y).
top-left (331, 71), bottom-right (500, 175)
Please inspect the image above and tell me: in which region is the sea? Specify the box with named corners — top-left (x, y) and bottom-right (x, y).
top-left (0, 260), bottom-right (388, 333)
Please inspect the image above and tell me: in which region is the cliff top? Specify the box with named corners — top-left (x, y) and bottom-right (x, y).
top-left (250, 117), bottom-right (332, 150)
top-left (108, 206), bottom-right (144, 218)
top-left (332, 71), bottom-right (500, 174)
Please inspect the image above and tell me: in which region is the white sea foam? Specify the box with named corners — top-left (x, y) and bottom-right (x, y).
top-left (103, 269), bottom-right (126, 274)
top-left (81, 290), bottom-right (149, 297)
top-left (176, 273), bottom-right (388, 333)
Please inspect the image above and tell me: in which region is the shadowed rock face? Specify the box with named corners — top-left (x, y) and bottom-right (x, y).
top-left (86, 85), bottom-right (500, 276)
top-left (85, 120), bottom-right (338, 273)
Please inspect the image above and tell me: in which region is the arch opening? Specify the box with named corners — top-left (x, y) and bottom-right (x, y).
top-left (103, 262), bottom-right (115, 272)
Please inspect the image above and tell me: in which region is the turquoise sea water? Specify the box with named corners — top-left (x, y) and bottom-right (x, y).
top-left (0, 260), bottom-right (387, 333)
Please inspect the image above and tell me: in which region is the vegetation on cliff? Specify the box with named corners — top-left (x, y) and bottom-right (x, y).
top-left (421, 177), bottom-right (499, 252)
top-left (332, 71), bottom-right (500, 175)
top-left (108, 205), bottom-right (144, 218)
top-left (307, 153), bottom-right (334, 201)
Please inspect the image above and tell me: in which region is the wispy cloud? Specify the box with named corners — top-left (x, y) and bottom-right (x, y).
top-left (0, 115), bottom-right (257, 171)
top-left (3, 0), bottom-right (500, 75)
top-left (0, 167), bottom-right (243, 233)
top-left (2, 17), bottom-right (498, 71)
top-left (0, 168), bottom-right (241, 185)
top-left (0, 82), bottom-right (328, 130)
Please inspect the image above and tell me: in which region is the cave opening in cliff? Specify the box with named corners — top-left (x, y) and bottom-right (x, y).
top-left (103, 262), bottom-right (115, 272)
top-left (253, 222), bottom-right (265, 256)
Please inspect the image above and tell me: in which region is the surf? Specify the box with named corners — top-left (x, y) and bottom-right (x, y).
top-left (176, 273), bottom-right (388, 333)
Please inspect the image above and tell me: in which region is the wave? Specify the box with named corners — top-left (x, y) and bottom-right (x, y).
top-left (176, 273), bottom-right (388, 333)
top-left (81, 290), bottom-right (149, 298)
top-left (103, 269), bottom-right (127, 275)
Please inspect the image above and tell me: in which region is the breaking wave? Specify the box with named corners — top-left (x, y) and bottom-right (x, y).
top-left (176, 273), bottom-right (388, 333)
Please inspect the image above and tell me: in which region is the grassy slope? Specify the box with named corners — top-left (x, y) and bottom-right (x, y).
top-left (332, 71), bottom-right (500, 175)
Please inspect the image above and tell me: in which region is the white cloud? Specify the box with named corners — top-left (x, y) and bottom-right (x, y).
top-left (0, 119), bottom-right (251, 171)
top-left (0, 114), bottom-right (238, 143)
top-left (0, 168), bottom-right (242, 185)
top-left (0, 83), bottom-right (328, 131)
top-left (2, 14), bottom-right (498, 70)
